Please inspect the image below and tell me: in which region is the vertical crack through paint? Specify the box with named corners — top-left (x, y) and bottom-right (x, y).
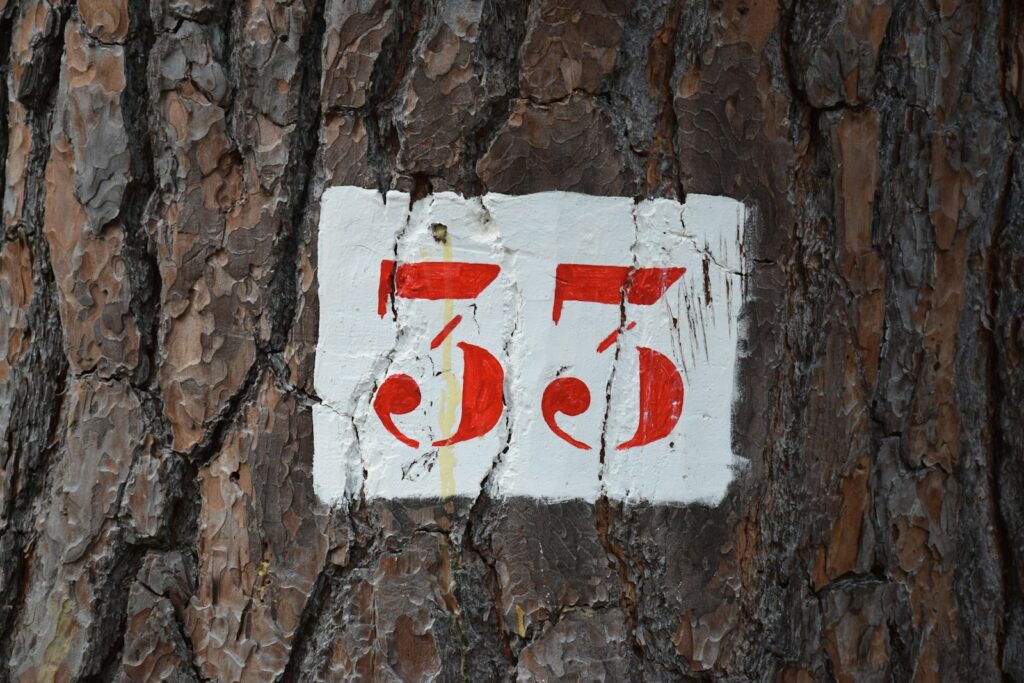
top-left (596, 204), bottom-right (642, 493)
top-left (366, 198), bottom-right (417, 498)
top-left (477, 198), bottom-right (517, 502)
top-left (345, 192), bottom-right (416, 502)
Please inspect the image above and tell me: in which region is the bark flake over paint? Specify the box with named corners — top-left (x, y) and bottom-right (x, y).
top-left (313, 187), bottom-right (746, 504)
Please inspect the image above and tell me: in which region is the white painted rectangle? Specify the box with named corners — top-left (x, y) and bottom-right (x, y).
top-left (313, 187), bottom-right (745, 505)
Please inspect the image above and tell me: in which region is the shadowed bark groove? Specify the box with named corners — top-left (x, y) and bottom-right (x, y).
top-left (0, 17), bottom-right (70, 683)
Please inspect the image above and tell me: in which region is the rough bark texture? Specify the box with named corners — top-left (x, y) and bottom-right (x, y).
top-left (0, 0), bottom-right (1021, 681)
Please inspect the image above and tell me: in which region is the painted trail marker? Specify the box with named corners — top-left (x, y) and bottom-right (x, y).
top-left (313, 187), bottom-right (745, 505)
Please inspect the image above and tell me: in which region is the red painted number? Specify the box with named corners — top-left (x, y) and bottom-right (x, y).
top-left (372, 260), bottom-right (687, 450)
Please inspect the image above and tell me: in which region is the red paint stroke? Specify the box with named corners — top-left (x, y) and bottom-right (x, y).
top-left (377, 260), bottom-right (500, 317)
top-left (629, 268), bottom-right (686, 305)
top-left (552, 264), bottom-right (627, 322)
top-left (377, 259), bottom-right (397, 317)
top-left (616, 347), bottom-right (684, 450)
top-left (373, 374), bottom-right (422, 448)
top-left (596, 321), bottom-right (637, 354)
top-left (430, 315), bottom-right (464, 350)
top-left (432, 342), bottom-right (505, 447)
top-left (542, 377), bottom-right (592, 450)
top-left (552, 264), bottom-right (686, 323)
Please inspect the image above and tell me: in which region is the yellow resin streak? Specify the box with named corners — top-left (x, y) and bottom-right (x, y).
top-left (437, 238), bottom-right (460, 498)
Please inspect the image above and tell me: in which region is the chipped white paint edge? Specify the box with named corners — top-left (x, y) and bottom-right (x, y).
top-left (313, 187), bottom-right (746, 505)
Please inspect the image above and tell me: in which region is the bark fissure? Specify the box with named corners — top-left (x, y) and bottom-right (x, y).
top-left (0, 3), bottom-right (71, 673)
top-left (121, 0), bottom-right (163, 398)
top-left (362, 0), bottom-right (426, 193)
top-left (0, 3), bottom-right (17, 239)
top-left (989, 144), bottom-right (1024, 679)
top-left (265, 0), bottom-right (328, 354)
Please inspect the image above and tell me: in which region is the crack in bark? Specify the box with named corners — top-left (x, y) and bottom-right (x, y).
top-left (360, 0), bottom-right (426, 193)
top-left (597, 205), bottom-right (641, 488)
top-left (276, 562), bottom-right (335, 683)
top-left (265, 0), bottom-right (328, 355)
top-left (0, 3), bottom-right (16, 241)
top-left (640, 0), bottom-right (684, 200)
top-left (594, 499), bottom-right (645, 670)
top-left (0, 7), bottom-right (71, 672)
top-left (984, 143), bottom-right (1021, 678)
top-left (121, 0), bottom-right (166, 416)
top-left (462, 0), bottom-right (530, 197)
top-left (183, 354), bottom-right (264, 463)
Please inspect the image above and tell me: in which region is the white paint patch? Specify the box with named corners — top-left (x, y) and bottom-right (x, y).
top-left (313, 187), bottom-right (745, 505)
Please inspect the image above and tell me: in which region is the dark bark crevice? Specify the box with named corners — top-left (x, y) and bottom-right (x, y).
top-left (362, 0), bottom-right (427, 194)
top-left (0, 2), bottom-right (71, 673)
top-left (991, 144), bottom-right (1024, 680)
top-left (460, 0), bottom-right (530, 197)
top-left (277, 561), bottom-right (336, 683)
top-left (121, 0), bottom-right (161, 390)
top-left (0, 2), bottom-right (17, 242)
top-left (264, 0), bottom-right (328, 354)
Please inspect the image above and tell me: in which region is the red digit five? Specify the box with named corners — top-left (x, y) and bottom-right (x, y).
top-left (373, 260), bottom-right (505, 448)
top-left (543, 263), bottom-right (687, 451)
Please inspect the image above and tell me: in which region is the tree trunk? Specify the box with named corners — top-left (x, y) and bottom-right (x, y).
top-left (0, 0), bottom-right (1021, 680)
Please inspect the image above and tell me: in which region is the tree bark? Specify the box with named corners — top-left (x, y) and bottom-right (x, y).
top-left (0, 0), bottom-right (1021, 680)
